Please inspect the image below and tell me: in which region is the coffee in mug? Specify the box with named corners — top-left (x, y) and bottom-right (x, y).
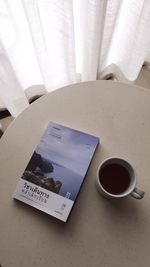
top-left (96, 157), bottom-right (145, 199)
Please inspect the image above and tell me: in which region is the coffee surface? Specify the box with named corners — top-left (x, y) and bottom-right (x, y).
top-left (99, 163), bottom-right (130, 195)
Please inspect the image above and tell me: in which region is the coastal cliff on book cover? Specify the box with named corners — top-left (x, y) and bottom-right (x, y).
top-left (13, 122), bottom-right (99, 222)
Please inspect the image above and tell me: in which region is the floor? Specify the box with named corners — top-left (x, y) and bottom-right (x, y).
top-left (0, 66), bottom-right (150, 135)
top-left (134, 65), bottom-right (150, 90)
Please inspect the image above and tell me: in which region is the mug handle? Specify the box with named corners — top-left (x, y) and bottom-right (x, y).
top-left (131, 187), bottom-right (145, 199)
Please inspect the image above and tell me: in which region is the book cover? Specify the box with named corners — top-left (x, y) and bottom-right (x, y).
top-left (13, 122), bottom-right (99, 222)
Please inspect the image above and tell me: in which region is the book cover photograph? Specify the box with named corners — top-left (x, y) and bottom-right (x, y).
top-left (13, 122), bottom-right (99, 222)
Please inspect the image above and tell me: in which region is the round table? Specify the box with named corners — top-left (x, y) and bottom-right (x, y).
top-left (0, 81), bottom-right (150, 267)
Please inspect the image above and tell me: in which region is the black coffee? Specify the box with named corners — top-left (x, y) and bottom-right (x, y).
top-left (99, 163), bottom-right (130, 195)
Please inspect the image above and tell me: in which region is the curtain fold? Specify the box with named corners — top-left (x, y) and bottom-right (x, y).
top-left (0, 40), bottom-right (29, 117)
top-left (23, 0), bottom-right (77, 92)
top-left (0, 0), bottom-right (150, 117)
top-left (98, 0), bottom-right (150, 81)
top-left (73, 0), bottom-right (107, 81)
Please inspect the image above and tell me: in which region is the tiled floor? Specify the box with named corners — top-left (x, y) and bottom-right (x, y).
top-left (0, 66), bottom-right (150, 135)
top-left (0, 115), bottom-right (14, 133)
top-left (135, 65), bottom-right (150, 89)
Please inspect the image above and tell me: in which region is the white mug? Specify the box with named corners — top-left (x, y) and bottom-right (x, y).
top-left (96, 157), bottom-right (145, 199)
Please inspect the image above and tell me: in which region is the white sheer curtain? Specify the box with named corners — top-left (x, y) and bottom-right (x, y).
top-left (98, 0), bottom-right (150, 81)
top-left (0, 0), bottom-right (150, 117)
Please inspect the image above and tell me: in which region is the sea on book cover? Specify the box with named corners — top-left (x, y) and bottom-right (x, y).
top-left (13, 122), bottom-right (99, 222)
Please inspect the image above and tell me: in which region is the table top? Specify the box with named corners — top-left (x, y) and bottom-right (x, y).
top-left (0, 81), bottom-right (150, 267)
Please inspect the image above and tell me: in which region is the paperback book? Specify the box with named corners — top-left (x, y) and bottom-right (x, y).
top-left (13, 122), bottom-right (99, 222)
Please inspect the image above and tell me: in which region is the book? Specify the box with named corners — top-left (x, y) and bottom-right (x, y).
top-left (13, 122), bottom-right (99, 222)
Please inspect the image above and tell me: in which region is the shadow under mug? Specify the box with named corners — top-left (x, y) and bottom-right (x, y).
top-left (96, 157), bottom-right (145, 200)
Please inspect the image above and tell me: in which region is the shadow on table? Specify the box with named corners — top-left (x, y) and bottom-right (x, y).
top-left (13, 188), bottom-right (147, 241)
top-left (94, 191), bottom-right (147, 236)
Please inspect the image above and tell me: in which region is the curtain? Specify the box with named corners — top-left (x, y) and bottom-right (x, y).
top-left (0, 0), bottom-right (150, 117)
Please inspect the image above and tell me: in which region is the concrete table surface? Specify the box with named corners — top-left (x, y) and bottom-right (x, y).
top-left (0, 81), bottom-right (150, 267)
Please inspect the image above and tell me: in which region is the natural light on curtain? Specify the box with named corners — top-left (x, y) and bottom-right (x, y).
top-left (0, 0), bottom-right (150, 117)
